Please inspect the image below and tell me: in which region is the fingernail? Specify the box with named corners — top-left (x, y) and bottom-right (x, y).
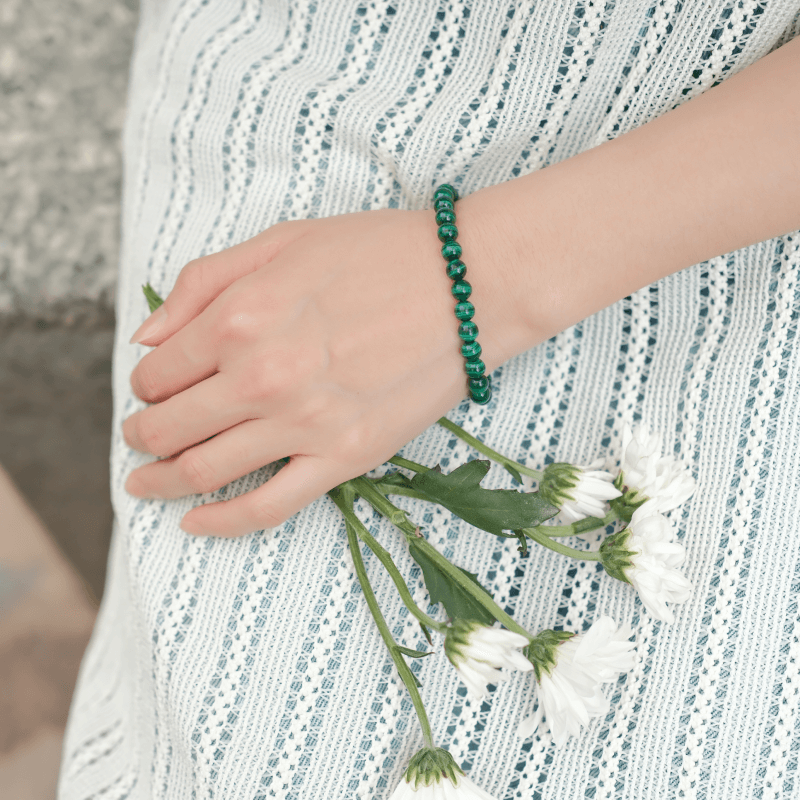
top-left (180, 518), bottom-right (205, 536)
top-left (125, 475), bottom-right (162, 500)
top-left (130, 305), bottom-right (167, 344)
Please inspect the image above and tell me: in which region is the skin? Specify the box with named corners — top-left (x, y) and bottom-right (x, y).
top-left (123, 35), bottom-right (800, 538)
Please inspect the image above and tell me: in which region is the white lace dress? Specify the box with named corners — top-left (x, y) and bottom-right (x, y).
top-left (59, 2), bottom-right (800, 798)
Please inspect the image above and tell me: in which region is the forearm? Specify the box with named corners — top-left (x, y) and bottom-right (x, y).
top-left (464, 35), bottom-right (800, 364)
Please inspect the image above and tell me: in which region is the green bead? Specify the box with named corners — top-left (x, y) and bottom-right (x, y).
top-left (441, 241), bottom-right (462, 260)
top-left (434, 188), bottom-right (455, 204)
top-left (464, 357), bottom-right (485, 377)
top-left (469, 375), bottom-right (490, 393)
top-left (446, 260), bottom-right (467, 281)
top-left (458, 320), bottom-right (478, 342)
top-left (454, 300), bottom-right (473, 320)
top-left (434, 197), bottom-right (454, 213)
top-left (437, 223), bottom-right (458, 242)
top-left (451, 279), bottom-right (472, 301)
top-left (438, 183), bottom-right (459, 202)
top-left (461, 341), bottom-right (482, 360)
top-left (435, 209), bottom-right (456, 226)
top-left (471, 385), bottom-right (493, 405)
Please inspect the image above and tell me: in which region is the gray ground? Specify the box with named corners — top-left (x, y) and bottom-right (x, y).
top-left (1, 0), bottom-right (139, 599)
top-left (0, 311), bottom-right (115, 602)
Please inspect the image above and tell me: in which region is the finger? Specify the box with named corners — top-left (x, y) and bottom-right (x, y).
top-left (130, 262), bottom-right (317, 403)
top-left (129, 221), bottom-right (306, 346)
top-left (123, 373), bottom-right (248, 456)
top-left (129, 305), bottom-right (221, 402)
top-left (124, 417), bottom-right (302, 498)
top-left (178, 454), bottom-right (353, 538)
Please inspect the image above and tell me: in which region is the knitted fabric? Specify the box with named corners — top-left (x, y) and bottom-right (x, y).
top-left (60, 2), bottom-right (800, 798)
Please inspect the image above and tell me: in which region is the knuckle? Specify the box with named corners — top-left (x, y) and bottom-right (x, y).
top-left (176, 258), bottom-right (209, 295)
top-left (335, 424), bottom-right (374, 465)
top-left (248, 494), bottom-right (284, 531)
top-left (294, 393), bottom-right (330, 430)
top-left (214, 302), bottom-right (260, 345)
top-left (269, 218), bottom-right (305, 246)
top-left (178, 451), bottom-right (218, 494)
top-left (237, 366), bottom-right (280, 402)
top-left (137, 416), bottom-right (169, 456)
top-left (271, 219), bottom-right (296, 236)
top-left (237, 347), bottom-right (321, 403)
top-left (132, 360), bottom-right (161, 402)
top-left (327, 331), bottom-right (359, 365)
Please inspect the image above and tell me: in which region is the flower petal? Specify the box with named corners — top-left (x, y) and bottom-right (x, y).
top-left (522, 617), bottom-right (636, 746)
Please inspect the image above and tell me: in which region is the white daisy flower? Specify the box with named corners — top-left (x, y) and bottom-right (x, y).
top-left (390, 747), bottom-right (497, 799)
top-left (538, 461), bottom-right (622, 523)
top-left (444, 620), bottom-right (532, 700)
top-left (617, 424), bottom-right (695, 513)
top-left (518, 616), bottom-right (636, 746)
top-left (602, 503), bottom-right (692, 624)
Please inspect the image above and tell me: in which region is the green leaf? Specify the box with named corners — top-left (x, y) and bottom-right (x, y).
top-left (409, 460), bottom-right (558, 536)
top-left (375, 471), bottom-right (415, 490)
top-left (396, 645), bottom-right (433, 659)
top-left (142, 283), bottom-right (164, 313)
top-left (503, 462), bottom-right (523, 484)
top-left (407, 538), bottom-right (495, 626)
top-left (419, 622), bottom-right (433, 646)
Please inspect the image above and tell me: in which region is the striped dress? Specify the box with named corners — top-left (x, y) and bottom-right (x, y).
top-left (60, 2), bottom-right (800, 798)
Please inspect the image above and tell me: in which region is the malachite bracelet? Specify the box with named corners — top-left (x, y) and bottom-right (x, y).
top-left (433, 183), bottom-right (493, 405)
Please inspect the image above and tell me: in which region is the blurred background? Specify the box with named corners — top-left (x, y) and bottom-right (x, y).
top-left (0, 0), bottom-right (139, 796)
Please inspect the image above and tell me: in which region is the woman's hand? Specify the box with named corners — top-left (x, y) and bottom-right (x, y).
top-left (122, 27), bottom-right (800, 540)
top-left (122, 203), bottom-right (536, 538)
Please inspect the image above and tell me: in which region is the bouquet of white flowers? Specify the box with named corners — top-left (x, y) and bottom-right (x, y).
top-left (141, 284), bottom-right (696, 798)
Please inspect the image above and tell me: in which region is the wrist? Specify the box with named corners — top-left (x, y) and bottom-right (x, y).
top-left (451, 188), bottom-right (549, 373)
top-left (455, 35), bottom-right (800, 369)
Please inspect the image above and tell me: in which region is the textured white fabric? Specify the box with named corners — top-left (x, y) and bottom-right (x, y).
top-left (59, 2), bottom-right (800, 798)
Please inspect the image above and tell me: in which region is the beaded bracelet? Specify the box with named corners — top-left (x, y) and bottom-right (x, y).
top-left (433, 183), bottom-right (492, 405)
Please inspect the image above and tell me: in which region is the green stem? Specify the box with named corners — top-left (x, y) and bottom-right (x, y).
top-left (350, 476), bottom-right (532, 640)
top-left (332, 495), bottom-right (446, 633)
top-left (388, 455), bottom-right (430, 473)
top-left (352, 476), bottom-right (423, 535)
top-left (536, 508), bottom-right (619, 538)
top-left (412, 534), bottom-right (532, 637)
top-left (330, 487), bottom-right (435, 748)
top-left (369, 480), bottom-right (432, 504)
top-left (522, 526), bottom-right (602, 561)
top-left (534, 523), bottom-right (585, 538)
top-left (436, 416), bottom-right (542, 481)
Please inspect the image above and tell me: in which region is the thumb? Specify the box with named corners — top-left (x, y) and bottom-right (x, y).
top-left (129, 221), bottom-right (304, 346)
